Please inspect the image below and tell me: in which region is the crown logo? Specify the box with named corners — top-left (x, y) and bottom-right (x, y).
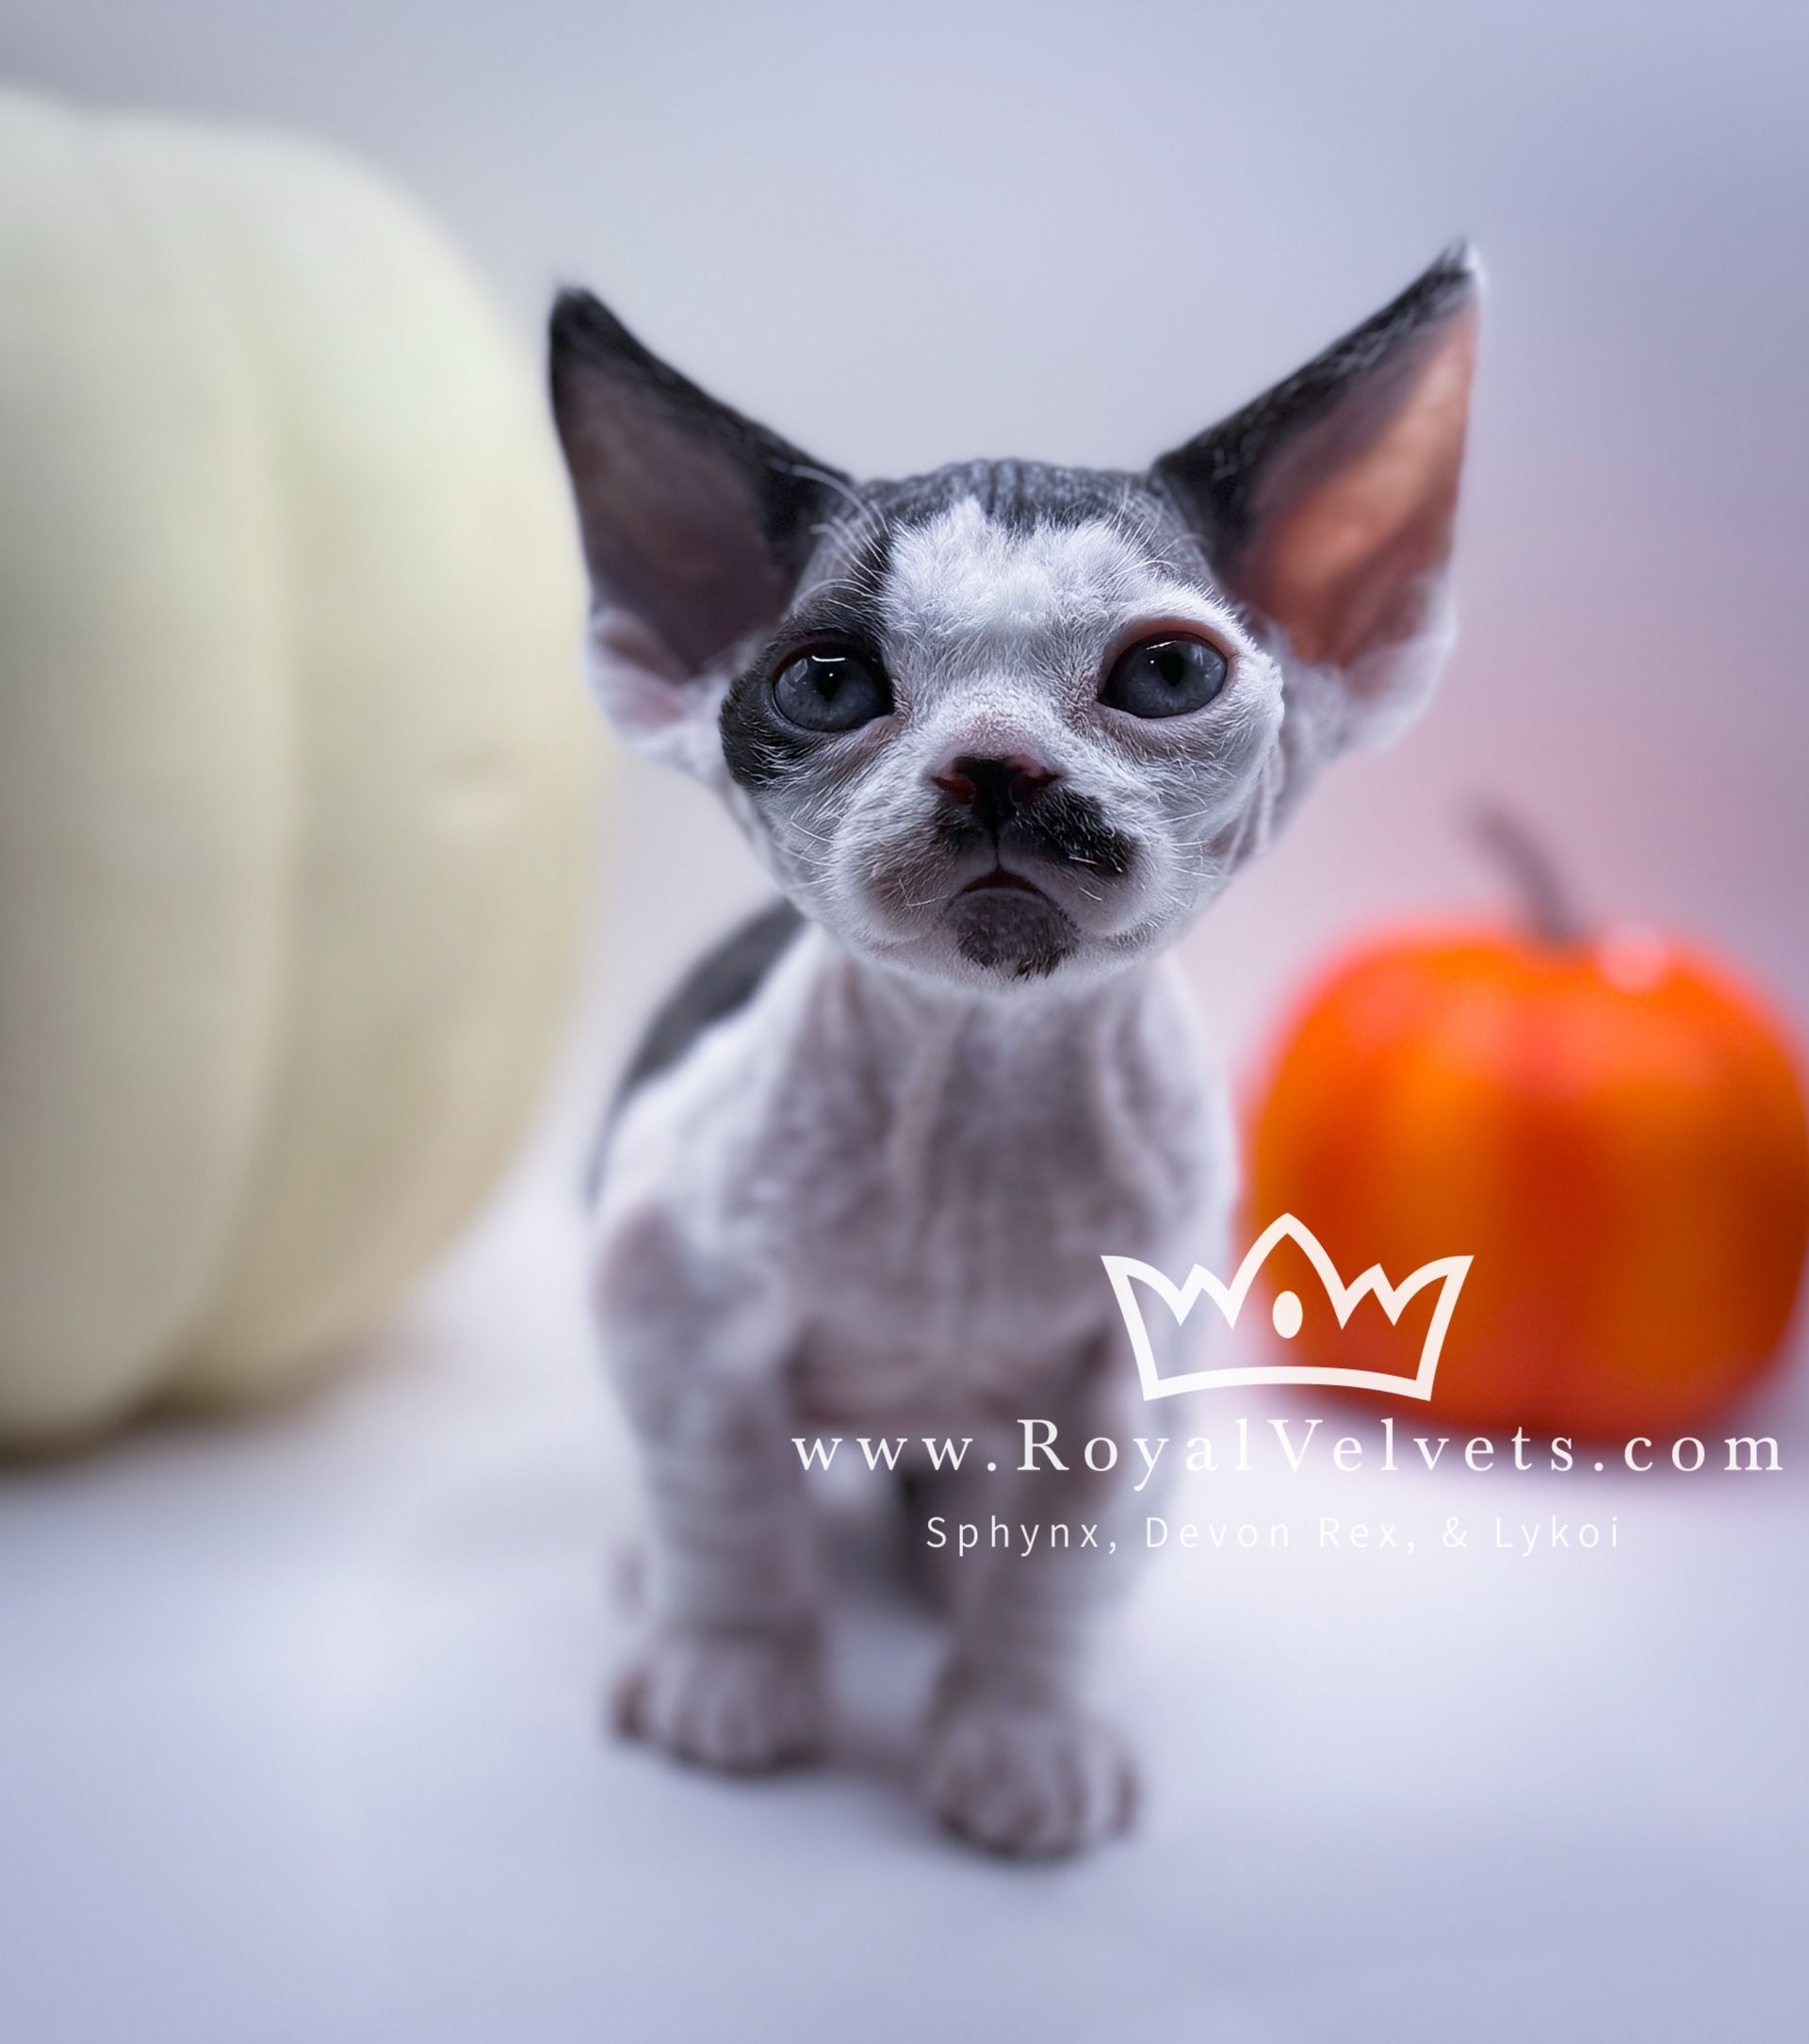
top-left (1102, 1215), bottom-right (1473, 1402)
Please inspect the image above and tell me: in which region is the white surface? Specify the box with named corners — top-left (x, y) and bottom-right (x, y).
top-left (3, 1149), bottom-right (1802, 2043)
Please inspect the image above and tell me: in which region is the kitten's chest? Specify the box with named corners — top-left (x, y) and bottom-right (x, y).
top-left (768, 1021), bottom-right (1226, 1407)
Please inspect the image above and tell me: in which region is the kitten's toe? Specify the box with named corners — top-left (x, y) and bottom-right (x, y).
top-left (920, 1696), bottom-right (1138, 1858)
top-left (612, 1626), bottom-right (825, 1774)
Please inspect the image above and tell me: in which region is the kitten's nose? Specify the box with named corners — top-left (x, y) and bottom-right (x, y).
top-left (931, 753), bottom-right (1060, 832)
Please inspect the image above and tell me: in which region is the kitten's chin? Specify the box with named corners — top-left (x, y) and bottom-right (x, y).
top-left (942, 890), bottom-right (1078, 982)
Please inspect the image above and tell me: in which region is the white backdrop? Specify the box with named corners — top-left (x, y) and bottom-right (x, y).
top-left (6, 0), bottom-right (1804, 1071)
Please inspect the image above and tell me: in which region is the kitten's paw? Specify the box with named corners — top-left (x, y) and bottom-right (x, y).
top-left (921, 1697), bottom-right (1138, 1858)
top-left (612, 1626), bottom-right (825, 1774)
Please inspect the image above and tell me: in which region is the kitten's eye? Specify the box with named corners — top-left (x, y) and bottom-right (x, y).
top-left (772, 646), bottom-right (893, 732)
top-left (1100, 633), bottom-right (1228, 719)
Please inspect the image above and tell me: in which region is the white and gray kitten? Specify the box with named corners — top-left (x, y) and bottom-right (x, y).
top-left (551, 250), bottom-right (1480, 1856)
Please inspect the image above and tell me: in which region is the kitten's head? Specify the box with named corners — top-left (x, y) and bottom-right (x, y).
top-left (550, 252), bottom-right (1480, 991)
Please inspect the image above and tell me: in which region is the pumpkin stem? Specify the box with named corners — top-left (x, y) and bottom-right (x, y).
top-left (1472, 803), bottom-right (1585, 945)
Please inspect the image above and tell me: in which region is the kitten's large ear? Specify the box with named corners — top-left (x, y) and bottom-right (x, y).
top-left (1151, 247), bottom-right (1480, 745)
top-left (548, 290), bottom-right (846, 763)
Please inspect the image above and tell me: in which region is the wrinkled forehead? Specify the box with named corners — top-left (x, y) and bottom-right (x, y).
top-left (788, 461), bottom-right (1247, 678)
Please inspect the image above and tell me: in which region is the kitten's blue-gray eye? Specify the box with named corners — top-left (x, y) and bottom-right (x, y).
top-left (1100, 634), bottom-right (1228, 718)
top-left (772, 646), bottom-right (892, 732)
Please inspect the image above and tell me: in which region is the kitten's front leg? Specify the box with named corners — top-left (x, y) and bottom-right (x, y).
top-left (596, 1206), bottom-right (823, 1774)
top-left (919, 1349), bottom-right (1169, 1857)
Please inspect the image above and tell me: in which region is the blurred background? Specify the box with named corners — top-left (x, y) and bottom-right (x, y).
top-left (1, 2), bottom-right (1804, 2039)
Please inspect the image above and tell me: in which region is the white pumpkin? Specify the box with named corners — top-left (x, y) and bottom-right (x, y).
top-left (0, 88), bottom-right (597, 1449)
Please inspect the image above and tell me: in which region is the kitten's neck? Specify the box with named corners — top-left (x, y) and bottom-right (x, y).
top-left (822, 925), bottom-right (1164, 1055)
top-left (784, 925), bottom-right (1197, 1153)
top-left (781, 926), bottom-right (1210, 1232)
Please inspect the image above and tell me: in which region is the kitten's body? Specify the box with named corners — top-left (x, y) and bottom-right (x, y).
top-left (553, 249), bottom-right (1480, 1856)
top-left (602, 920), bottom-right (1225, 1431)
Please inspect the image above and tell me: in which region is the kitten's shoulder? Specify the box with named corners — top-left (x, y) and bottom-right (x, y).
top-left (591, 899), bottom-right (804, 1191)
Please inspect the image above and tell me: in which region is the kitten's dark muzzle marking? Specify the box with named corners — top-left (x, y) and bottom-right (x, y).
top-left (932, 753), bottom-right (1137, 884)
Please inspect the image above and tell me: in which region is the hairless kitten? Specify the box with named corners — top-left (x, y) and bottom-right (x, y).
top-left (550, 249), bottom-right (1480, 1856)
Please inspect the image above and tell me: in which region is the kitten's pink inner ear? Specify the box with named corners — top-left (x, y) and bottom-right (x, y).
top-left (1239, 302), bottom-right (1479, 673)
top-left (562, 405), bottom-right (790, 670)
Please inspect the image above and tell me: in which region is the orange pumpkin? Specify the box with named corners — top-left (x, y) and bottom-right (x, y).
top-left (1247, 817), bottom-right (1809, 1438)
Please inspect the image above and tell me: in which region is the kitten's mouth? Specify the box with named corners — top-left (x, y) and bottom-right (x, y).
top-left (957, 867), bottom-right (1049, 900)
top-left (944, 867), bottom-right (1075, 979)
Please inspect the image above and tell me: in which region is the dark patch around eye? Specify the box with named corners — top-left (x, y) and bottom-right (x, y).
top-left (772, 647), bottom-right (892, 732)
top-left (720, 587), bottom-right (892, 792)
top-left (720, 662), bottom-right (826, 791)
